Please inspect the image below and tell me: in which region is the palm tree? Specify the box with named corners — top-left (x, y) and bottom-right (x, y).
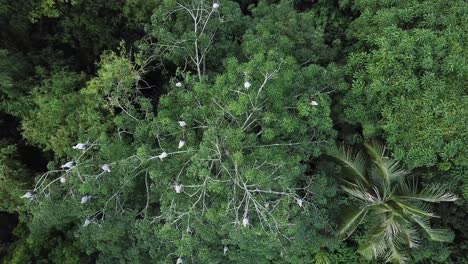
top-left (327, 141), bottom-right (457, 264)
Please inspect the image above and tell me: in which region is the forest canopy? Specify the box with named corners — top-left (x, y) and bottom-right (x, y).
top-left (0, 0), bottom-right (466, 263)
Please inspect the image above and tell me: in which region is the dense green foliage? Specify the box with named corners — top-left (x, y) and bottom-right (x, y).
top-left (0, 0), bottom-right (466, 263)
top-left (343, 0), bottom-right (468, 170)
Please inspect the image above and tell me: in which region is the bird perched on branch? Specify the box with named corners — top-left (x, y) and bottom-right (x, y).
top-left (158, 152), bottom-right (168, 160)
top-left (83, 216), bottom-right (93, 227)
top-left (72, 143), bottom-right (90, 150)
top-left (296, 198), bottom-right (304, 207)
top-left (101, 164), bottom-right (111, 173)
top-left (175, 184), bottom-right (183, 193)
top-left (178, 121), bottom-right (187, 128)
top-left (61, 161), bottom-right (76, 169)
top-left (242, 216), bottom-right (249, 227)
top-left (178, 140), bottom-right (185, 149)
top-left (81, 195), bottom-right (92, 204)
top-left (21, 191), bottom-right (37, 199)
top-left (244, 81), bottom-right (251, 89)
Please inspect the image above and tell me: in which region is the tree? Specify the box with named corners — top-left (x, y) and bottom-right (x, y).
top-left (241, 0), bottom-right (334, 65)
top-left (342, 0), bottom-right (468, 170)
top-left (327, 141), bottom-right (457, 263)
top-left (149, 0), bottom-right (249, 79)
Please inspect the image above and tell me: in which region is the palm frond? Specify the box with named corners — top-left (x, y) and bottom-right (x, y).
top-left (338, 207), bottom-right (368, 239)
top-left (401, 184), bottom-right (458, 203)
top-left (392, 198), bottom-right (435, 218)
top-left (314, 251), bottom-right (331, 264)
top-left (384, 240), bottom-right (408, 264)
top-left (381, 216), bottom-right (402, 240)
top-left (327, 144), bottom-right (369, 185)
top-left (342, 186), bottom-right (378, 203)
top-left (400, 223), bottom-right (421, 248)
top-left (411, 216), bottom-right (453, 242)
top-left (358, 234), bottom-right (387, 261)
top-left (364, 141), bottom-right (407, 185)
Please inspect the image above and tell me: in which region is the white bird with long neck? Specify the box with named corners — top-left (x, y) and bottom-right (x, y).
top-left (242, 216), bottom-right (249, 227)
top-left (158, 152), bottom-right (168, 160)
top-left (178, 121), bottom-right (187, 128)
top-left (72, 143), bottom-right (90, 150)
top-left (176, 257), bottom-right (183, 264)
top-left (223, 246), bottom-right (229, 255)
top-left (83, 217), bottom-right (93, 227)
top-left (21, 191), bottom-right (36, 199)
top-left (178, 140), bottom-right (185, 149)
top-left (61, 161), bottom-right (76, 169)
top-left (244, 81), bottom-right (251, 89)
top-left (101, 164), bottom-right (111, 173)
top-left (175, 184), bottom-right (183, 193)
top-left (213, 2), bottom-right (220, 9)
top-left (81, 195), bottom-right (92, 204)
top-left (296, 198), bottom-right (304, 207)
top-left (176, 82), bottom-right (183, 88)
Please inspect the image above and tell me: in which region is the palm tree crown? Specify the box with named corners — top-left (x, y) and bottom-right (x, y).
top-left (327, 141), bottom-right (457, 264)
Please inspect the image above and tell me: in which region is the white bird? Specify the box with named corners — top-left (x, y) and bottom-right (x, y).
top-left (61, 161), bottom-right (76, 169)
top-left (83, 217), bottom-right (93, 227)
top-left (176, 82), bottom-right (183, 88)
top-left (213, 2), bottom-right (220, 9)
top-left (72, 143), bottom-right (90, 150)
top-left (81, 195), bottom-right (92, 204)
top-left (21, 191), bottom-right (36, 199)
top-left (244, 81), bottom-right (251, 89)
top-left (175, 184), bottom-right (183, 193)
top-left (242, 216), bottom-right (249, 227)
top-left (176, 257), bottom-right (183, 264)
top-left (101, 164), bottom-right (111, 173)
top-left (178, 140), bottom-right (185, 149)
top-left (60, 176), bottom-right (67, 184)
top-left (158, 152), bottom-right (168, 160)
top-left (178, 121), bottom-right (187, 128)
top-left (296, 198), bottom-right (304, 207)
top-left (310, 100), bottom-right (318, 106)
top-left (264, 202), bottom-right (270, 208)
top-left (223, 246), bottom-right (229, 255)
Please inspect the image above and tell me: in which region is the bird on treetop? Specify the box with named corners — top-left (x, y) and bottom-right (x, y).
top-left (242, 216), bottom-right (249, 227)
top-left (101, 164), bottom-right (111, 173)
top-left (244, 81), bottom-right (251, 89)
top-left (61, 161), bottom-right (76, 169)
top-left (21, 191), bottom-right (37, 199)
top-left (213, 2), bottom-right (220, 9)
top-left (158, 152), bottom-right (168, 160)
top-left (296, 198), bottom-right (304, 207)
top-left (83, 216), bottom-right (93, 227)
top-left (81, 195), bottom-right (92, 204)
top-left (178, 140), bottom-right (185, 149)
top-left (175, 184), bottom-right (183, 193)
top-left (176, 82), bottom-right (183, 88)
top-left (72, 143), bottom-right (90, 150)
top-left (178, 121), bottom-right (187, 128)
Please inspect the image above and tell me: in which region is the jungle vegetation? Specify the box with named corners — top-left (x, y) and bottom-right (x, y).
top-left (0, 0), bottom-right (466, 263)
